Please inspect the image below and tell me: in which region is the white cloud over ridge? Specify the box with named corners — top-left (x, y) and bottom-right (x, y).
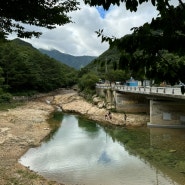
top-left (9, 0), bottom-right (159, 56)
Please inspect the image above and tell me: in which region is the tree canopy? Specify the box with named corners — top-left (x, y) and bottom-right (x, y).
top-left (85, 1), bottom-right (185, 85)
top-left (84, 0), bottom-right (184, 12)
top-left (0, 0), bottom-right (79, 38)
top-left (0, 39), bottom-right (78, 94)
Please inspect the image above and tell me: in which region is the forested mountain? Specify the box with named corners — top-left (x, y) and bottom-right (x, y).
top-left (85, 46), bottom-right (121, 73)
top-left (87, 3), bottom-right (185, 86)
top-left (12, 38), bottom-right (34, 48)
top-left (0, 39), bottom-right (77, 98)
top-left (39, 49), bottom-right (97, 70)
top-left (80, 45), bottom-right (130, 86)
top-left (82, 2), bottom-right (185, 86)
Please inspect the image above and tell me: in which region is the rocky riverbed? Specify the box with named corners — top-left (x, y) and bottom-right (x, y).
top-left (0, 89), bottom-right (149, 185)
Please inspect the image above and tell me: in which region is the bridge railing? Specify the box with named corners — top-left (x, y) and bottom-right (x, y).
top-left (96, 84), bottom-right (182, 96)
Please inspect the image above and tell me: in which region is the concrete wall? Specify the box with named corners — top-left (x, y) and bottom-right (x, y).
top-left (96, 87), bottom-right (106, 98)
top-left (96, 87), bottom-right (149, 113)
top-left (150, 100), bottom-right (185, 126)
top-left (115, 92), bottom-right (149, 113)
top-left (96, 88), bottom-right (113, 103)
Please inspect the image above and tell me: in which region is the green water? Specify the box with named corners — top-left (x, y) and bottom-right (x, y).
top-left (19, 113), bottom-right (185, 185)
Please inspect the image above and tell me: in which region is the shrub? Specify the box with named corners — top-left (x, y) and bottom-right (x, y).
top-left (0, 92), bottom-right (12, 103)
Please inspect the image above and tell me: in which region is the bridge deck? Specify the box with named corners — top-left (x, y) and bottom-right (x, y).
top-left (96, 84), bottom-right (185, 100)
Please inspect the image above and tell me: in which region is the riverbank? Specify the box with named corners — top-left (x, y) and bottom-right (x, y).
top-left (52, 91), bottom-right (149, 127)
top-left (0, 89), bottom-right (149, 185)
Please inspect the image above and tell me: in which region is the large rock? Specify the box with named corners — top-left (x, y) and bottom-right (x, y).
top-left (97, 101), bottom-right (105, 108)
top-left (93, 96), bottom-right (102, 105)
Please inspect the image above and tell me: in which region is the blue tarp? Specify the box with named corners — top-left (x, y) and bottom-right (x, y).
top-left (126, 77), bottom-right (138, 86)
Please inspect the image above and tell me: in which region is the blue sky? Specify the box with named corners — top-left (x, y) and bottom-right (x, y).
top-left (9, 0), bottom-right (160, 56)
top-left (96, 6), bottom-right (108, 18)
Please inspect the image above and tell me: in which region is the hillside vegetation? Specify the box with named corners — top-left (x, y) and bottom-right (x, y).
top-left (0, 39), bottom-right (77, 102)
top-left (96, 4), bottom-right (185, 84)
top-left (85, 46), bottom-right (121, 73)
top-left (78, 3), bottom-right (185, 97)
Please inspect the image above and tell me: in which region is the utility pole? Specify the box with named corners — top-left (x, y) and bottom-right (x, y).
top-left (105, 58), bottom-right (107, 73)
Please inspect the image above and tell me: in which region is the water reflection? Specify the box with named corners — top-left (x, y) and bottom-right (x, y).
top-left (98, 150), bottom-right (112, 164)
top-left (78, 117), bottom-right (100, 138)
top-left (19, 114), bottom-right (182, 185)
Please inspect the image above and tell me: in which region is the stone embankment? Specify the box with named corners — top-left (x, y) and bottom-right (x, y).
top-left (0, 89), bottom-right (149, 185)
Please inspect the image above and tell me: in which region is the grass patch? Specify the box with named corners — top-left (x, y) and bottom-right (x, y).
top-left (0, 101), bottom-right (25, 111)
top-left (17, 169), bottom-right (38, 179)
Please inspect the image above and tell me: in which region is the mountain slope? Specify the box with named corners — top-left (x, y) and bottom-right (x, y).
top-left (1, 38), bottom-right (78, 93)
top-left (84, 46), bottom-right (121, 73)
top-left (39, 49), bottom-right (97, 70)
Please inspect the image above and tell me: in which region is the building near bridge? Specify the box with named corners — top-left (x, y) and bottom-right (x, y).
top-left (126, 77), bottom-right (138, 87)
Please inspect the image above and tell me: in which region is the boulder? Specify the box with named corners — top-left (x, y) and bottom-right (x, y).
top-left (93, 96), bottom-right (102, 105)
top-left (97, 101), bottom-right (105, 109)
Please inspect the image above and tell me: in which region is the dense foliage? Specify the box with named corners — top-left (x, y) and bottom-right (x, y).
top-left (1, 0), bottom-right (184, 99)
top-left (82, 3), bottom-right (185, 86)
top-left (84, 0), bottom-right (184, 14)
top-left (0, 39), bottom-right (77, 98)
top-left (0, 0), bottom-right (79, 38)
top-left (78, 72), bottom-right (99, 96)
top-left (83, 46), bottom-right (122, 80)
top-left (114, 2), bottom-right (185, 84)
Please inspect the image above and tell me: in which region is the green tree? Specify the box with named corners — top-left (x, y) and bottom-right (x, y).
top-left (0, 40), bottom-right (77, 94)
top-left (0, 67), bottom-right (4, 89)
top-left (97, 1), bottom-right (185, 85)
top-left (118, 52), bottom-right (130, 71)
top-left (105, 70), bottom-right (129, 83)
top-left (78, 72), bottom-right (99, 92)
top-left (147, 51), bottom-right (185, 85)
top-left (84, 0), bottom-right (184, 14)
top-left (0, 0), bottom-right (79, 38)
top-left (88, 0), bottom-right (185, 61)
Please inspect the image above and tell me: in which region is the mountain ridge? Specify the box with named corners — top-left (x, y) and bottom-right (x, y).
top-left (39, 48), bottom-right (97, 70)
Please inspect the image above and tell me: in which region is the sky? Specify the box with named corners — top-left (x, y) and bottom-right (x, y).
top-left (8, 0), bottom-right (160, 57)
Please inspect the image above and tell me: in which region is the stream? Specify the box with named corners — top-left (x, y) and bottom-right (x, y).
top-left (19, 113), bottom-right (185, 185)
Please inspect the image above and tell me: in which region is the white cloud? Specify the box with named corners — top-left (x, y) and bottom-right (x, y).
top-left (8, 0), bottom-right (159, 56)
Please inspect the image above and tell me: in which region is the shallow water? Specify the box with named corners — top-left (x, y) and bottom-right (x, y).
top-left (19, 113), bottom-right (185, 185)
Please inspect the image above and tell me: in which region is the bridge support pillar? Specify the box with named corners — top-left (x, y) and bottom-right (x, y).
top-left (148, 100), bottom-right (185, 128)
top-left (115, 92), bottom-right (149, 113)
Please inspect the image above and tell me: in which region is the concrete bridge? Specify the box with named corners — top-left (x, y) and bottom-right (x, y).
top-left (96, 84), bottom-right (185, 128)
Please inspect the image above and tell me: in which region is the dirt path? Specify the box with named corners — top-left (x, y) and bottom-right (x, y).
top-left (0, 90), bottom-right (149, 185)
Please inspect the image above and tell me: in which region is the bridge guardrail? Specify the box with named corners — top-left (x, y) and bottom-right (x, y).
top-left (96, 84), bottom-right (182, 96)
